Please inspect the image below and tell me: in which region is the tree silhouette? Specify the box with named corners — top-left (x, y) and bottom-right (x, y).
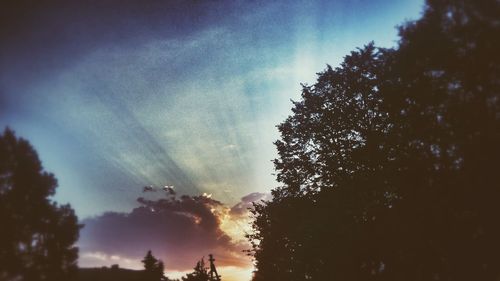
top-left (0, 128), bottom-right (80, 281)
top-left (249, 0), bottom-right (500, 280)
top-left (182, 258), bottom-right (210, 281)
top-left (250, 42), bottom-right (389, 281)
top-left (142, 250), bottom-right (166, 281)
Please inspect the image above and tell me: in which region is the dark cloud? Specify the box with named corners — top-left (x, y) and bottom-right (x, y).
top-left (0, 0), bottom-right (265, 67)
top-left (230, 192), bottom-right (272, 217)
top-left (1, 0), bottom-right (212, 47)
top-left (0, 0), bottom-right (268, 100)
top-left (79, 193), bottom-right (249, 271)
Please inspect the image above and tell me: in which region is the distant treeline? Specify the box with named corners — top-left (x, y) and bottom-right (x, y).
top-left (76, 251), bottom-right (218, 281)
top-left (77, 266), bottom-right (143, 281)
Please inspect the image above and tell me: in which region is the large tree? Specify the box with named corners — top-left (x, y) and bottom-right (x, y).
top-left (249, 0), bottom-right (500, 280)
top-left (249, 43), bottom-right (392, 281)
top-left (0, 128), bottom-right (80, 280)
top-left (376, 0), bottom-right (500, 279)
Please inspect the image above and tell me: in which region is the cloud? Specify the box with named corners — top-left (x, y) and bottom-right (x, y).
top-left (79, 252), bottom-right (138, 268)
top-left (230, 192), bottom-right (272, 217)
top-left (78, 193), bottom-right (253, 271)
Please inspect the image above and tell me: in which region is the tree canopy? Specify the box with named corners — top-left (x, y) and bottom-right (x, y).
top-left (142, 250), bottom-right (166, 281)
top-left (0, 128), bottom-right (81, 281)
top-left (182, 258), bottom-right (210, 281)
top-left (249, 0), bottom-right (500, 280)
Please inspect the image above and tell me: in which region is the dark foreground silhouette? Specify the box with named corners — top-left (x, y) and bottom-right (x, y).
top-left (76, 251), bottom-right (222, 281)
top-left (249, 0), bottom-right (500, 280)
top-left (0, 128), bottom-right (80, 281)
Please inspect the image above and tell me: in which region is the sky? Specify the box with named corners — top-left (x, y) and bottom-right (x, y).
top-left (0, 0), bottom-right (423, 280)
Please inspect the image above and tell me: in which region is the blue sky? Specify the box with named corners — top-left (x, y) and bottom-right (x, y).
top-left (1, 0), bottom-right (423, 218)
top-left (1, 0), bottom-right (423, 278)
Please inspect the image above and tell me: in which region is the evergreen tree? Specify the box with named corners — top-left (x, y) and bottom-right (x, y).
top-left (182, 258), bottom-right (210, 281)
top-left (142, 250), bottom-right (166, 281)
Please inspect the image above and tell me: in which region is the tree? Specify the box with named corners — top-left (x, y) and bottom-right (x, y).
top-left (142, 250), bottom-right (166, 281)
top-left (250, 42), bottom-right (391, 281)
top-left (182, 258), bottom-right (209, 281)
top-left (249, 0), bottom-right (500, 280)
top-left (0, 128), bottom-right (80, 281)
top-left (375, 1), bottom-right (500, 279)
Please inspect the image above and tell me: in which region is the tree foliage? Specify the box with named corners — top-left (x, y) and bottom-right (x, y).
top-left (182, 258), bottom-right (210, 281)
top-left (142, 250), bottom-right (166, 281)
top-left (249, 0), bottom-right (500, 280)
top-left (0, 128), bottom-right (81, 281)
